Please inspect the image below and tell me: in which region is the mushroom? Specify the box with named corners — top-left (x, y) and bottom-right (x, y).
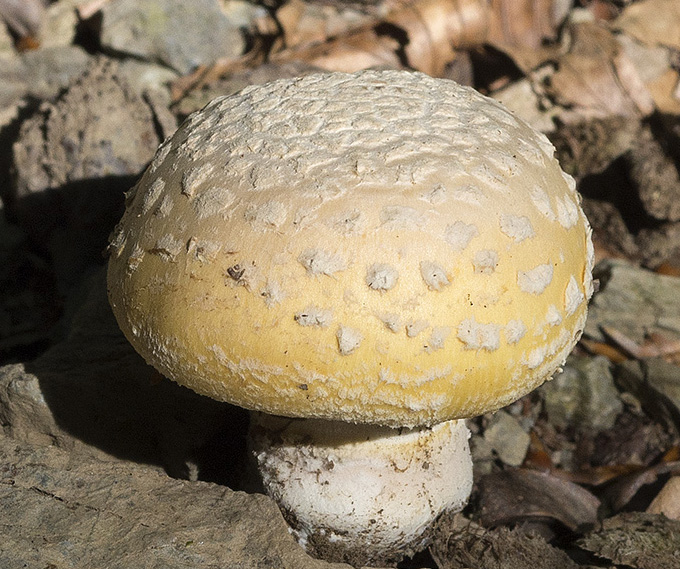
top-left (107, 70), bottom-right (594, 566)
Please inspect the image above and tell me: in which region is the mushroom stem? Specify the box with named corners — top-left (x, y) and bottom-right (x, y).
top-left (249, 414), bottom-right (472, 566)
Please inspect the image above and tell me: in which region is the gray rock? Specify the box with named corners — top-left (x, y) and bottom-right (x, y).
top-left (100, 0), bottom-right (245, 74)
top-left (585, 259), bottom-right (680, 344)
top-left (483, 410), bottom-right (530, 467)
top-left (39, 0), bottom-right (80, 48)
top-left (469, 432), bottom-right (495, 478)
top-left (630, 125), bottom-right (680, 222)
top-left (542, 355), bottom-right (622, 431)
top-left (0, 19), bottom-right (13, 55)
top-left (0, 45), bottom-right (91, 110)
top-left (118, 57), bottom-right (179, 98)
top-left (0, 268), bottom-right (240, 479)
top-left (0, 262), bottom-right (348, 568)
top-left (21, 44), bottom-right (91, 99)
top-left (0, 435), bottom-right (347, 569)
top-left (0, 0), bottom-right (44, 38)
top-left (616, 358), bottom-right (680, 435)
top-left (645, 358), bottom-right (680, 422)
top-left (11, 57), bottom-right (173, 294)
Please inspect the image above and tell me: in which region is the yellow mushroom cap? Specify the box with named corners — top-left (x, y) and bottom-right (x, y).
top-left (107, 70), bottom-right (593, 427)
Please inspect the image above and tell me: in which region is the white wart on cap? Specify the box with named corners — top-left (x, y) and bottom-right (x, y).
top-left (107, 70), bottom-right (594, 427)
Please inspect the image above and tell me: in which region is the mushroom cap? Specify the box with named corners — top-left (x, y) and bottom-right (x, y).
top-left (107, 70), bottom-right (594, 427)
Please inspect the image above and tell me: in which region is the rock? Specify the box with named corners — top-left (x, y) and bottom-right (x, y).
top-left (644, 358), bottom-right (680, 425)
top-left (99, 0), bottom-right (245, 74)
top-left (628, 125), bottom-right (680, 223)
top-left (615, 357), bottom-right (680, 435)
top-left (541, 355), bottom-right (622, 431)
top-left (10, 57), bottom-right (173, 294)
top-left (0, 204), bottom-right (57, 361)
top-left (39, 0), bottom-right (80, 48)
top-left (585, 259), bottom-right (680, 344)
top-left (483, 411), bottom-right (530, 467)
top-left (0, 0), bottom-right (44, 39)
top-left (20, 45), bottom-right (91, 99)
top-left (0, 17), bottom-right (13, 55)
top-left (0, 434), bottom-right (347, 569)
top-left (0, 45), bottom-right (91, 129)
top-left (0, 54), bottom-right (30, 110)
top-left (469, 432), bottom-right (495, 478)
top-left (0, 254), bottom-right (347, 568)
top-left (647, 476), bottom-right (680, 520)
top-left (0, 268), bottom-right (246, 480)
top-left (118, 58), bottom-right (179, 99)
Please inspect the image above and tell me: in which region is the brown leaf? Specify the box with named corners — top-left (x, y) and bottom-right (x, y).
top-left (273, 26), bottom-right (403, 73)
top-left (615, 0), bottom-right (680, 50)
top-left (646, 69), bottom-right (680, 115)
top-left (580, 338), bottom-right (630, 364)
top-left (273, 0), bottom-right (490, 76)
top-left (558, 463), bottom-right (645, 487)
top-left (276, 0), bottom-right (379, 50)
top-left (600, 461), bottom-right (680, 513)
top-left (384, 0), bottom-right (489, 76)
top-left (545, 22), bottom-right (654, 120)
top-left (522, 430), bottom-right (554, 472)
top-left (602, 326), bottom-right (680, 362)
top-left (478, 468), bottom-right (600, 532)
top-left (646, 476), bottom-right (680, 520)
top-left (485, 0), bottom-right (567, 72)
top-left (487, 0), bottom-right (559, 49)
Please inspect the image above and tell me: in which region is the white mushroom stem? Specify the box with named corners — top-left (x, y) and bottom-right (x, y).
top-left (249, 414), bottom-right (473, 565)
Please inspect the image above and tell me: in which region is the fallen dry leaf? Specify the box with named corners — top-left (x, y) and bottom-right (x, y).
top-left (602, 326), bottom-right (680, 360)
top-left (544, 22), bottom-right (654, 120)
top-left (615, 0), bottom-right (680, 50)
top-left (276, 0), bottom-right (379, 50)
top-left (646, 475), bottom-right (680, 519)
top-left (600, 460), bottom-right (680, 513)
top-left (522, 430), bottom-right (554, 472)
top-left (580, 337), bottom-right (629, 363)
top-left (273, 25), bottom-right (404, 73)
top-left (484, 0), bottom-right (566, 72)
top-left (478, 468), bottom-right (600, 532)
top-left (273, 0), bottom-right (490, 76)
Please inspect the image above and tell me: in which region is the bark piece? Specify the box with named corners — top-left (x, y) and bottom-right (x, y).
top-left (578, 512), bottom-right (680, 569)
top-left (431, 515), bottom-right (579, 569)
